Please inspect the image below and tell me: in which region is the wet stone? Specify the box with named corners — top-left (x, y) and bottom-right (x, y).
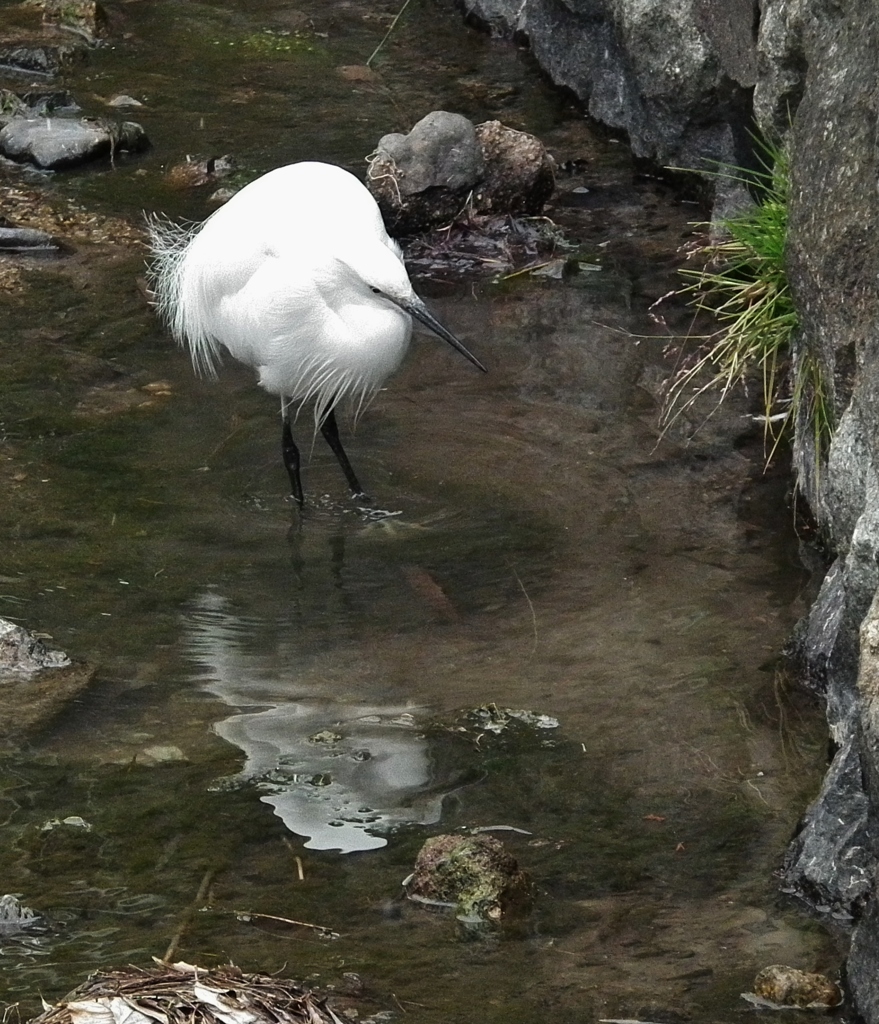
top-left (0, 225), bottom-right (62, 254)
top-left (404, 833), bottom-right (533, 925)
top-left (141, 745), bottom-right (187, 763)
top-left (0, 617), bottom-right (94, 738)
top-left (74, 380), bottom-right (173, 417)
top-left (0, 617), bottom-right (69, 676)
top-left (0, 116), bottom-right (148, 169)
top-left (106, 94), bottom-right (142, 108)
top-left (377, 110), bottom-right (484, 194)
top-left (749, 964), bottom-right (843, 1009)
top-left (368, 111), bottom-right (554, 235)
top-left (163, 154), bottom-right (236, 190)
top-left (368, 110), bottom-right (485, 233)
top-left (0, 43), bottom-right (81, 77)
top-left (0, 893), bottom-right (41, 935)
top-left (473, 119), bottom-right (555, 215)
top-left (33, 0), bottom-right (109, 43)
top-left (15, 89), bottom-right (78, 114)
top-left (0, 88), bottom-right (79, 127)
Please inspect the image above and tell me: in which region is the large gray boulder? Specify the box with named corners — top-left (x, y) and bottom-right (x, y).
top-left (459, 0), bottom-right (758, 170)
top-left (368, 111), bottom-right (485, 231)
top-left (376, 110), bottom-right (484, 194)
top-left (0, 116), bottom-right (147, 169)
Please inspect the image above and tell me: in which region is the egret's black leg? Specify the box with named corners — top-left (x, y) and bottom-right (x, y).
top-left (321, 408), bottom-right (367, 500)
top-left (282, 416), bottom-right (304, 506)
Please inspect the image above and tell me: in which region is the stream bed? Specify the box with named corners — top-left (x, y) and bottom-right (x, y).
top-left (0, 1), bottom-right (839, 1021)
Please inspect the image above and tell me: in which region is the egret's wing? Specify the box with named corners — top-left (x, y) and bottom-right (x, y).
top-left (148, 161), bottom-right (410, 423)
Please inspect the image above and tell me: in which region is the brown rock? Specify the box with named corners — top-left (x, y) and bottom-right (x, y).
top-left (473, 120), bottom-right (555, 215)
top-left (753, 964), bottom-right (843, 1008)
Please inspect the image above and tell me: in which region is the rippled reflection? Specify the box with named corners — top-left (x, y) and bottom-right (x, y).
top-left (186, 591), bottom-right (444, 851)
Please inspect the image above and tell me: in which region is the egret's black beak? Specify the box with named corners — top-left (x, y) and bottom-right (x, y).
top-left (402, 296), bottom-right (487, 373)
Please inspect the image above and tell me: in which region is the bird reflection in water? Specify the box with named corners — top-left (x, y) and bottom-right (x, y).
top-left (185, 590), bottom-right (446, 852)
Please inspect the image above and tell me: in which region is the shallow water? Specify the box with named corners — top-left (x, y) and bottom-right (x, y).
top-left (0, 1), bottom-right (837, 1021)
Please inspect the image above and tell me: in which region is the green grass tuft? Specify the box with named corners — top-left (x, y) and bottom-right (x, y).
top-left (662, 142), bottom-right (832, 458)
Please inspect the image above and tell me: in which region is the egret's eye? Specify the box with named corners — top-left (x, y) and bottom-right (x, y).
top-left (371, 287), bottom-right (382, 294)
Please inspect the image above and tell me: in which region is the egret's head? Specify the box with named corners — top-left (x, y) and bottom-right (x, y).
top-left (347, 242), bottom-right (487, 374)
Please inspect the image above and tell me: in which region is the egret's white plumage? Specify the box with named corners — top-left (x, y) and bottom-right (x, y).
top-left (147, 161), bottom-right (485, 503)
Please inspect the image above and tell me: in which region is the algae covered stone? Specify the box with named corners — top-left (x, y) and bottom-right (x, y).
top-left (751, 964), bottom-right (842, 1009)
top-left (405, 832), bottom-right (532, 923)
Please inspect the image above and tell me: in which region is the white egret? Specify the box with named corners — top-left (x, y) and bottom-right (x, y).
top-left (147, 160), bottom-right (486, 505)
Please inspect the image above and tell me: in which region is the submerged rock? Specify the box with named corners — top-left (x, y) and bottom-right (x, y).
top-left (0, 43), bottom-right (82, 78)
top-left (0, 225), bottom-right (63, 254)
top-left (0, 116), bottom-right (148, 169)
top-left (367, 110), bottom-right (554, 234)
top-left (404, 833), bottom-right (532, 924)
top-left (163, 154), bottom-right (236, 190)
top-left (30, 0), bottom-right (109, 43)
top-left (106, 94), bottom-right (142, 108)
top-left (748, 964), bottom-right (842, 1009)
top-left (0, 618), bottom-right (94, 737)
top-left (0, 893), bottom-right (41, 935)
top-left (336, 64), bottom-right (381, 83)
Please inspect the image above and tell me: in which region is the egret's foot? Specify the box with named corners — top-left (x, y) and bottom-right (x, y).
top-left (358, 508), bottom-right (406, 526)
top-left (352, 491), bottom-right (373, 507)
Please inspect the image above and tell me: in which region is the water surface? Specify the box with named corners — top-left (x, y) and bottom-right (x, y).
top-left (0, 1), bottom-right (835, 1021)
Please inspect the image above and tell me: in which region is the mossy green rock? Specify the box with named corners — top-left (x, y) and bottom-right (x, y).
top-left (405, 833), bottom-right (532, 923)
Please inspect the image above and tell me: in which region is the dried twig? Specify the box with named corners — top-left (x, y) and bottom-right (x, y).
top-left (163, 868), bottom-right (215, 962)
top-left (366, 0), bottom-right (414, 67)
top-left (233, 910), bottom-right (339, 938)
top-left (510, 566), bottom-right (538, 650)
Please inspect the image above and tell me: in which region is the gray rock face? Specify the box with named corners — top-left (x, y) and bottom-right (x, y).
top-left (460, 0), bottom-right (758, 169)
top-left (762, 3), bottom-right (879, 978)
top-left (752, 0), bottom-right (879, 1017)
top-left (0, 116), bottom-right (147, 169)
